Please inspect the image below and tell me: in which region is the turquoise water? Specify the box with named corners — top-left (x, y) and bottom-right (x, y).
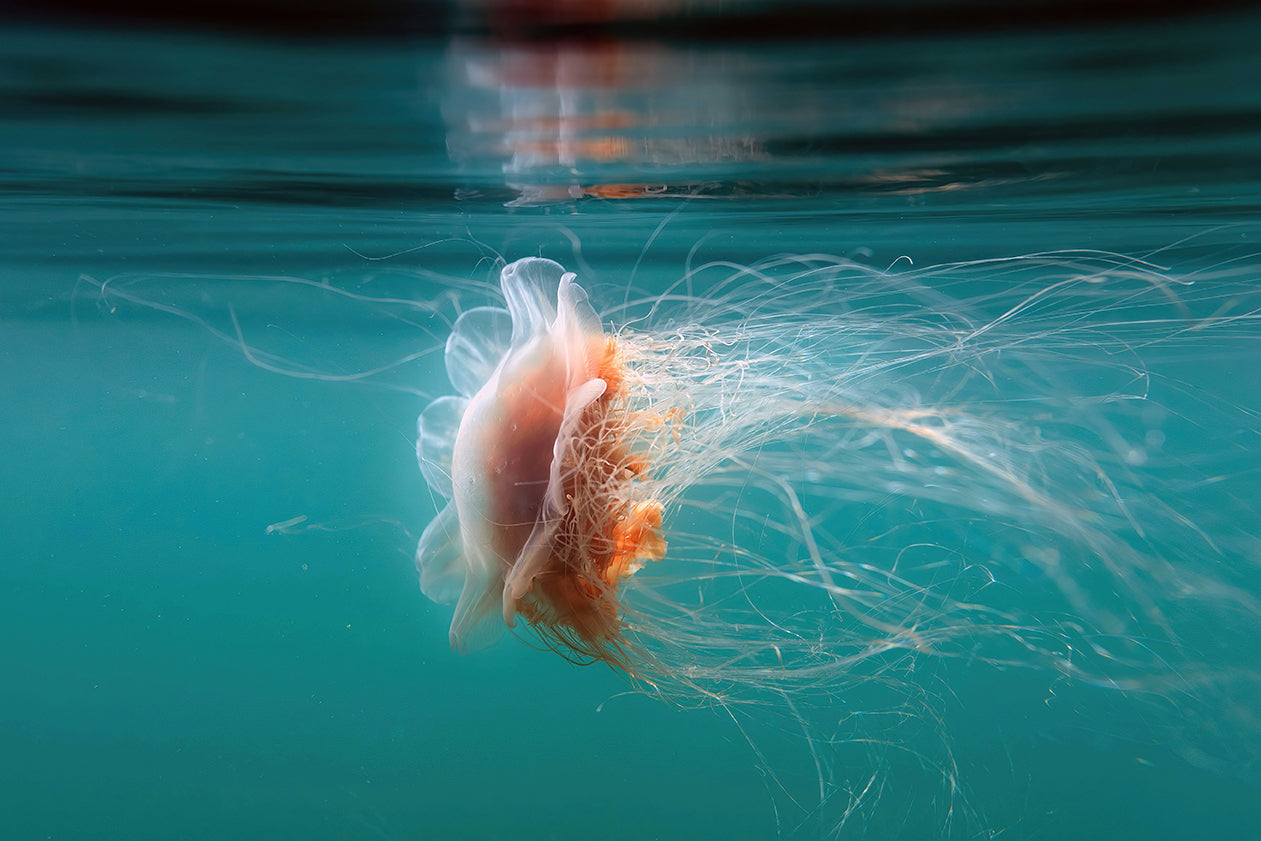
top-left (3, 11), bottom-right (1261, 840)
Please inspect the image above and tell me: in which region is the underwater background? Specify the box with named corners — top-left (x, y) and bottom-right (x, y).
top-left (3, 3), bottom-right (1261, 839)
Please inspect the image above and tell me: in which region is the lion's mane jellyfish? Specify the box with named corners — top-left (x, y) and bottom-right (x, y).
top-left (415, 252), bottom-right (1261, 834)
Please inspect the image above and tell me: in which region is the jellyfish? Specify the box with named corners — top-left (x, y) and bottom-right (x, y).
top-left (413, 250), bottom-right (1261, 834)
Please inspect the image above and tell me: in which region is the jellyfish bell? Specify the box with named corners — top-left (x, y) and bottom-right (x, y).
top-left (416, 257), bottom-right (673, 668)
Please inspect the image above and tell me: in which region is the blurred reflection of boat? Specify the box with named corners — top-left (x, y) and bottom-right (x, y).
top-left (443, 37), bottom-right (766, 206)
